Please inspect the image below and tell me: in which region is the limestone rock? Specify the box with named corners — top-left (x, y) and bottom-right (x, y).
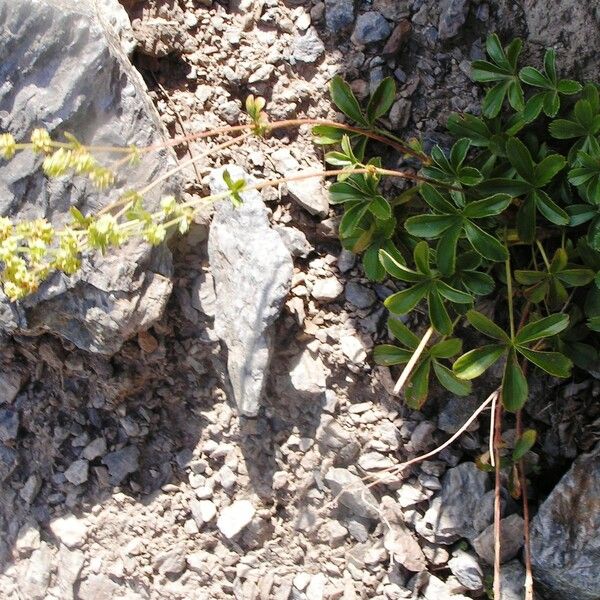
top-left (20, 542), bottom-right (55, 600)
top-left (208, 166), bottom-right (293, 417)
top-left (0, 0), bottom-right (180, 354)
top-left (217, 499), bottom-right (256, 539)
top-left (0, 370), bottom-right (22, 404)
top-left (101, 445), bottom-right (139, 484)
top-left (523, 0), bottom-right (600, 80)
top-left (438, 0), bottom-right (470, 40)
top-left (472, 513), bottom-right (524, 565)
top-left (270, 149), bottom-right (329, 216)
top-left (49, 515), bottom-right (87, 549)
top-left (56, 545), bottom-right (85, 600)
top-left (351, 12), bottom-right (391, 45)
top-left (325, 0), bottom-right (355, 32)
top-left (323, 467), bottom-right (379, 519)
top-left (292, 27), bottom-right (325, 63)
top-left (530, 445), bottom-right (600, 600)
top-left (380, 496), bottom-right (426, 572)
top-left (63, 459), bottom-right (89, 486)
top-left (289, 349), bottom-right (328, 395)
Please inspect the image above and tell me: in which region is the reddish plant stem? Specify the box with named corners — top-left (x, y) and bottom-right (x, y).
top-left (143, 118), bottom-right (428, 163)
top-left (493, 392), bottom-right (504, 599)
top-left (516, 409), bottom-right (534, 600)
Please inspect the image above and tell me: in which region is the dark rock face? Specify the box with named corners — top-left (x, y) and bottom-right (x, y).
top-left (530, 445), bottom-right (600, 600)
top-left (0, 0), bottom-right (180, 354)
top-left (522, 0), bottom-right (600, 80)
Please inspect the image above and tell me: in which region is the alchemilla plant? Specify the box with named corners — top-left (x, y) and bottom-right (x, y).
top-left (1, 35), bottom-right (599, 416)
top-left (317, 36), bottom-right (600, 418)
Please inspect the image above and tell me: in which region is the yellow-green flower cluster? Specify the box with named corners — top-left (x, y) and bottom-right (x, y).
top-left (159, 196), bottom-right (194, 235)
top-left (31, 128), bottom-right (53, 154)
top-left (86, 214), bottom-right (125, 252)
top-left (0, 218), bottom-right (56, 300)
top-left (42, 147), bottom-right (115, 189)
top-left (0, 128), bottom-right (197, 301)
top-left (0, 133), bottom-right (16, 159)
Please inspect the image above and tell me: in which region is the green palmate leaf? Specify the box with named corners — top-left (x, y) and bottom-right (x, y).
top-left (453, 344), bottom-right (506, 380)
top-left (513, 429), bottom-right (537, 461)
top-left (486, 33), bottom-right (511, 69)
top-left (433, 361), bottom-right (472, 395)
top-left (428, 287), bottom-right (453, 334)
top-left (312, 125), bottom-right (345, 144)
top-left (588, 316), bottom-right (600, 332)
top-left (362, 244), bottom-right (386, 281)
top-left (517, 347), bottom-right (572, 378)
top-left (466, 309), bottom-right (510, 341)
top-left (517, 195), bottom-right (536, 242)
top-left (447, 113), bottom-right (493, 147)
top-left (534, 154), bottom-right (566, 186)
top-left (339, 202), bottom-right (369, 238)
top-left (457, 166), bottom-right (484, 186)
top-left (519, 66), bottom-right (552, 88)
top-left (549, 118), bottom-right (587, 139)
top-left (436, 281), bottom-right (473, 304)
top-left (436, 223), bottom-right (462, 276)
top-left (544, 48), bottom-right (557, 82)
top-left (379, 249), bottom-right (423, 282)
top-left (367, 77), bottom-right (396, 123)
top-left (404, 214), bottom-right (457, 238)
top-left (476, 178), bottom-right (531, 196)
top-left (464, 220), bottom-right (508, 261)
top-left (430, 338), bottom-right (462, 358)
top-left (483, 81), bottom-right (511, 118)
top-left (534, 190), bottom-right (569, 225)
top-left (413, 241), bottom-right (431, 275)
top-left (463, 194), bottom-right (512, 218)
top-left (507, 79), bottom-right (525, 111)
top-left (385, 281), bottom-right (430, 314)
top-left (461, 270), bottom-right (495, 295)
top-left (502, 349), bottom-right (528, 412)
top-left (329, 76), bottom-right (368, 125)
top-left (506, 137), bottom-right (534, 182)
top-left (388, 317), bottom-right (419, 349)
top-left (514, 270), bottom-right (546, 285)
top-left (515, 313), bottom-right (570, 345)
top-left (523, 93), bottom-right (546, 123)
top-left (557, 80), bottom-right (583, 95)
top-left (325, 151), bottom-right (353, 166)
top-left (405, 359), bottom-right (431, 409)
top-left (505, 37), bottom-right (523, 68)
top-left (557, 268), bottom-right (595, 286)
top-left (549, 248), bottom-right (568, 273)
top-left (543, 91), bottom-right (560, 117)
top-left (329, 181), bottom-right (363, 204)
top-left (420, 184), bottom-right (457, 213)
top-left (373, 344), bottom-right (413, 366)
top-left (368, 196), bottom-right (392, 219)
top-left (450, 138), bottom-right (471, 168)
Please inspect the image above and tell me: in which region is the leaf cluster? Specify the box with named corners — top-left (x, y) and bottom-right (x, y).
top-left (322, 35), bottom-right (600, 414)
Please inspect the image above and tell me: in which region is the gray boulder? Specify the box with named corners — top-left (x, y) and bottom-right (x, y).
top-left (523, 1), bottom-right (599, 80)
top-left (417, 462), bottom-right (489, 543)
top-left (530, 445), bottom-right (600, 600)
top-left (208, 166), bottom-right (293, 417)
top-left (0, 0), bottom-right (180, 354)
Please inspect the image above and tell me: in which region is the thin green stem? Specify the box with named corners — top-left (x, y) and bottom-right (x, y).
top-left (536, 240), bottom-right (551, 270)
top-left (505, 251), bottom-right (516, 340)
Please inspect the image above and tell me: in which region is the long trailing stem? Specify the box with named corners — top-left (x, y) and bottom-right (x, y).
top-left (493, 391), bottom-right (504, 600)
top-left (320, 388), bottom-right (501, 514)
top-left (516, 409), bottom-right (534, 600)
